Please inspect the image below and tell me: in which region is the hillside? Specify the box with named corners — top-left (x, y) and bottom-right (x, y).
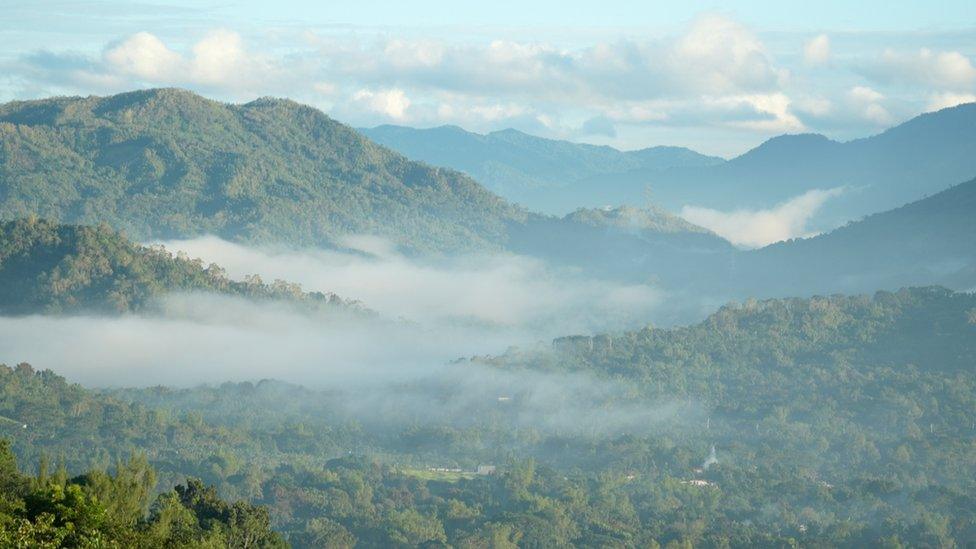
top-left (4, 287), bottom-right (973, 546)
top-left (0, 217), bottom-right (359, 314)
top-left (487, 287), bottom-right (976, 513)
top-left (509, 205), bottom-right (733, 297)
top-left (736, 175), bottom-right (976, 296)
top-left (538, 177), bottom-right (976, 307)
top-left (362, 124), bottom-right (722, 213)
top-left (0, 89), bottom-right (526, 253)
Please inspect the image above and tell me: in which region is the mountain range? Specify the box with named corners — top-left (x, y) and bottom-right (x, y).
top-left (361, 124), bottom-right (722, 214)
top-left (0, 88), bottom-right (524, 254)
top-left (0, 89), bottom-right (974, 318)
top-left (367, 104), bottom-right (976, 233)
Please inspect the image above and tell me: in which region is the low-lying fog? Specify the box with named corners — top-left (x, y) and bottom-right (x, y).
top-left (0, 236), bottom-right (664, 389)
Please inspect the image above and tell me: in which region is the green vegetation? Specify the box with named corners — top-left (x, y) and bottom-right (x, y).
top-left (0, 89), bottom-right (525, 253)
top-left (2, 287), bottom-right (974, 546)
top-left (0, 217), bottom-right (361, 314)
top-left (0, 439), bottom-right (284, 547)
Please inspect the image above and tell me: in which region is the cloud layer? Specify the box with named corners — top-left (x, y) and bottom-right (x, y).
top-left (0, 237), bottom-right (682, 437)
top-left (6, 14), bottom-right (973, 154)
top-left (154, 235), bottom-right (661, 332)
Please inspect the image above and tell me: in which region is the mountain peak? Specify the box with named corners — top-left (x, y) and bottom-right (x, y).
top-left (0, 89), bottom-right (526, 253)
top-left (565, 204), bottom-right (713, 235)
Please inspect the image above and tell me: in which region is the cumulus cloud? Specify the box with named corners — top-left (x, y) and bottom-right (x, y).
top-left (11, 15), bottom-right (793, 133)
top-left (680, 188), bottom-right (844, 248)
top-left (847, 85), bottom-right (892, 125)
top-left (9, 17), bottom-right (974, 150)
top-left (926, 91), bottom-right (976, 111)
top-left (803, 34), bottom-right (831, 65)
top-left (21, 29), bottom-right (280, 96)
top-left (862, 48), bottom-right (976, 91)
top-left (350, 88), bottom-right (412, 120)
top-left (103, 32), bottom-right (182, 80)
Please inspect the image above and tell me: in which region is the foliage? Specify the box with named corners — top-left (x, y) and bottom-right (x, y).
top-left (0, 89), bottom-right (526, 253)
top-left (1, 287), bottom-right (974, 546)
top-left (0, 442), bottom-right (285, 548)
top-left (0, 217), bottom-right (362, 314)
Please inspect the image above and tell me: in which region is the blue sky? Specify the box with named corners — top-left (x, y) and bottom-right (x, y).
top-left (3, 0), bottom-right (975, 155)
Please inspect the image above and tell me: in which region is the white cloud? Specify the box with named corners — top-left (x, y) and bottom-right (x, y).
top-left (12, 17), bottom-right (974, 151)
top-left (154, 235), bottom-right (662, 332)
top-left (187, 29), bottom-right (252, 86)
top-left (66, 30), bottom-right (277, 95)
top-left (351, 88), bottom-right (412, 120)
top-left (680, 188), bottom-right (844, 248)
top-left (926, 91), bottom-right (976, 111)
top-left (849, 85), bottom-right (883, 103)
top-left (671, 15), bottom-right (786, 94)
top-left (0, 301), bottom-right (693, 437)
top-left (847, 85), bottom-right (892, 125)
top-left (711, 93), bottom-right (805, 133)
top-left (803, 34), bottom-right (831, 66)
top-left (865, 48), bottom-right (976, 91)
top-left (104, 32), bottom-right (182, 80)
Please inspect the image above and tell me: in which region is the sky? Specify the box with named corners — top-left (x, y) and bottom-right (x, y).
top-left (2, 0), bottom-right (975, 156)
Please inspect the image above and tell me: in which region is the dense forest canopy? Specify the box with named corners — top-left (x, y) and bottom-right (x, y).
top-left (0, 439), bottom-right (284, 547)
top-left (2, 287), bottom-right (974, 546)
top-left (1, 2), bottom-right (974, 546)
top-left (0, 89), bottom-right (525, 253)
top-left (0, 217), bottom-right (362, 314)
top-left (0, 88), bottom-right (973, 548)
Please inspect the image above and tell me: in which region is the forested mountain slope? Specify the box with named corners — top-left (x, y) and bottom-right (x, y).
top-left (735, 175), bottom-right (976, 296)
top-left (484, 287), bottom-right (976, 542)
top-left (509, 205), bottom-right (734, 293)
top-left (0, 89), bottom-right (526, 253)
top-left (0, 218), bottom-right (359, 314)
top-left (3, 286), bottom-right (975, 546)
top-left (362, 124), bottom-right (722, 213)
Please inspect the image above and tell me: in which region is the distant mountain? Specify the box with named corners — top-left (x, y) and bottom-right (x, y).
top-left (368, 105), bottom-right (976, 230)
top-left (508, 205), bottom-right (735, 307)
top-left (735, 175), bottom-right (976, 296)
top-left (0, 218), bottom-right (361, 314)
top-left (576, 103), bottom-right (976, 231)
top-left (0, 89), bottom-right (526, 253)
top-left (361, 124), bottom-right (723, 214)
top-left (519, 177), bottom-right (975, 315)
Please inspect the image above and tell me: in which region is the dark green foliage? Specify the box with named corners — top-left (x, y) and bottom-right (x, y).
top-left (2, 287), bottom-right (975, 546)
top-left (0, 89), bottom-right (526, 253)
top-left (0, 217), bottom-right (361, 314)
top-left (0, 443), bottom-right (285, 548)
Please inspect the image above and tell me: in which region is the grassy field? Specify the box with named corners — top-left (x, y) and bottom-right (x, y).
top-left (398, 467), bottom-right (478, 482)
